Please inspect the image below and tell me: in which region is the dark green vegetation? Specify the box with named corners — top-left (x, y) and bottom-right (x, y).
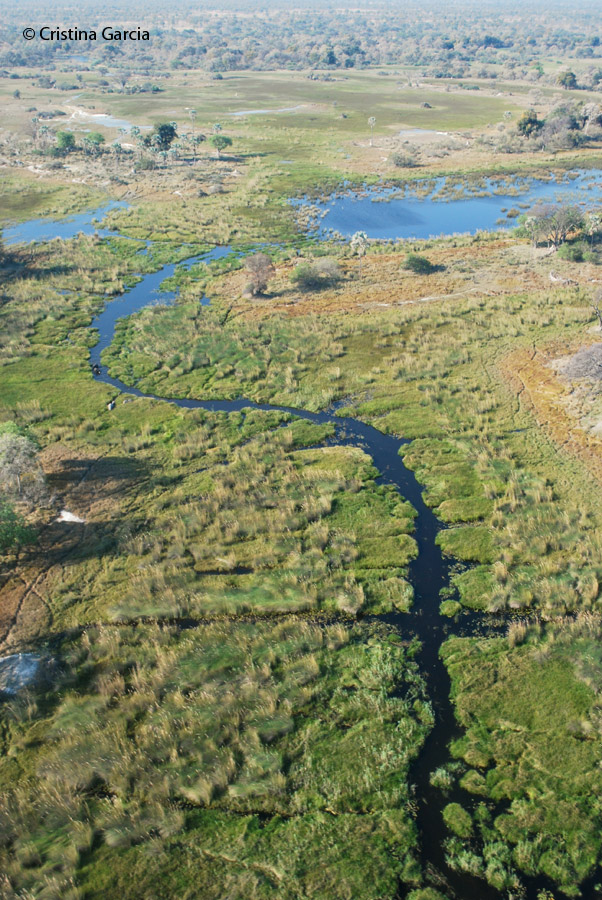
top-left (0, 619), bottom-right (430, 899)
top-left (442, 615), bottom-right (602, 896)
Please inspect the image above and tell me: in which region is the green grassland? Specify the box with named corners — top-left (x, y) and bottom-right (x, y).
top-left (441, 615), bottom-right (602, 895)
top-left (0, 232), bottom-right (429, 896)
top-left (0, 619), bottom-right (430, 900)
top-left (100, 236), bottom-right (602, 622)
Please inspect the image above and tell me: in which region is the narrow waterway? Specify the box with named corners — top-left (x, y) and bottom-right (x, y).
top-left (84, 245), bottom-right (565, 900)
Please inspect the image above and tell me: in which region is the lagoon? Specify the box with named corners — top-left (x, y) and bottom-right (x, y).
top-left (293, 169), bottom-right (602, 240)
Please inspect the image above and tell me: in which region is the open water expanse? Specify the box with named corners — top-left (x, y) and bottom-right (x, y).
top-left (292, 168), bottom-right (602, 239)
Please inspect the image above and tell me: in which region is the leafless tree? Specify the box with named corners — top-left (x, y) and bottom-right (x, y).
top-left (529, 204), bottom-right (584, 249)
top-left (245, 253), bottom-right (275, 296)
top-left (591, 288), bottom-right (602, 332)
top-left (0, 433), bottom-right (47, 506)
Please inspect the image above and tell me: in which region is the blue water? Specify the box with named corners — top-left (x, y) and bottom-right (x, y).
top-left (3, 201), bottom-right (128, 246)
top-left (293, 169), bottom-right (602, 240)
top-left (89, 246), bottom-right (233, 370)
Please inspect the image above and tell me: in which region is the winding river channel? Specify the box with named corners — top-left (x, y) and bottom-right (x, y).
top-left (7, 188), bottom-right (585, 896)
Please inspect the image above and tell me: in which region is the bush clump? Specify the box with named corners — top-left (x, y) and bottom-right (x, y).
top-left (391, 151), bottom-right (418, 168)
top-left (291, 258), bottom-right (342, 290)
top-left (443, 802), bottom-right (473, 838)
top-left (403, 253), bottom-right (437, 275)
top-left (556, 241), bottom-right (597, 263)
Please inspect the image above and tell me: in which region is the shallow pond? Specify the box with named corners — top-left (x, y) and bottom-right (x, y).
top-left (293, 168), bottom-right (602, 240)
top-left (230, 105), bottom-right (307, 116)
top-left (2, 201), bottom-right (128, 246)
top-left (66, 105), bottom-right (152, 132)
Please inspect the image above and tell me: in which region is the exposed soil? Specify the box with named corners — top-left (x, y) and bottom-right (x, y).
top-left (0, 445), bottom-right (142, 653)
top-left (501, 343), bottom-right (602, 482)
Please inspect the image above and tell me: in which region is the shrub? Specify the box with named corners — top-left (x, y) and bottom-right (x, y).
top-left (443, 802), bottom-right (473, 838)
top-left (291, 258), bottom-right (342, 290)
top-left (557, 241), bottom-right (586, 262)
top-left (0, 499), bottom-right (34, 551)
top-left (403, 253), bottom-right (437, 275)
top-left (136, 156), bottom-right (156, 171)
top-left (391, 151), bottom-right (418, 168)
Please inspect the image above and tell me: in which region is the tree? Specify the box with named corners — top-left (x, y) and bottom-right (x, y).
top-left (56, 130), bottom-right (76, 153)
top-left (582, 102), bottom-right (602, 134)
top-left (517, 109), bottom-right (543, 136)
top-left (147, 123), bottom-right (177, 153)
top-left (211, 134), bottom-right (232, 158)
top-left (12, 90), bottom-right (20, 99)
top-left (585, 211), bottom-right (602, 247)
top-left (557, 70), bottom-right (578, 90)
top-left (188, 108), bottom-right (198, 160)
top-left (350, 231), bottom-right (368, 278)
top-left (528, 204), bottom-right (584, 248)
top-left (0, 431), bottom-right (46, 505)
top-left (591, 287), bottom-right (602, 330)
top-left (82, 132), bottom-right (105, 156)
top-left (118, 70), bottom-right (131, 92)
top-left (368, 116), bottom-right (376, 146)
top-left (0, 497), bottom-right (34, 552)
top-left (245, 253), bottom-right (275, 296)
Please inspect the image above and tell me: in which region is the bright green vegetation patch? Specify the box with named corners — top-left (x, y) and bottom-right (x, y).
top-left (102, 433), bottom-right (416, 622)
top-left (0, 619), bottom-right (431, 900)
top-left (436, 525), bottom-right (494, 564)
top-left (401, 439), bottom-right (495, 524)
top-left (452, 566), bottom-right (495, 611)
top-left (440, 616), bottom-right (602, 895)
top-left (102, 299), bottom-right (354, 411)
top-left (0, 174), bottom-right (106, 224)
top-left (442, 803), bottom-right (473, 839)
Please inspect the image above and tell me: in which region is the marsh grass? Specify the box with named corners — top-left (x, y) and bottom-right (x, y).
top-left (0, 620), bottom-right (429, 899)
top-left (441, 616), bottom-right (602, 895)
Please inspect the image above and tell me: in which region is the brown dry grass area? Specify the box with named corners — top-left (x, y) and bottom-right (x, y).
top-left (501, 343), bottom-right (602, 483)
top-left (0, 445), bottom-right (142, 653)
top-left (221, 238), bottom-right (566, 321)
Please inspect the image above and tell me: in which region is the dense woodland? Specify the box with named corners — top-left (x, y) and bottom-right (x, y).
top-left (1, 1), bottom-right (602, 85)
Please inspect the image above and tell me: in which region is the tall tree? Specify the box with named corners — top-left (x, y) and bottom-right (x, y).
top-left (368, 116), bottom-right (376, 146)
top-left (245, 253), bottom-right (275, 295)
top-left (0, 431), bottom-right (46, 505)
top-left (211, 134), bottom-right (232, 158)
top-left (351, 231), bottom-right (368, 278)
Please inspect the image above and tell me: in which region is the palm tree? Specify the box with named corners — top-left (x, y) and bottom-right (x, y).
top-left (368, 116), bottom-right (376, 147)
